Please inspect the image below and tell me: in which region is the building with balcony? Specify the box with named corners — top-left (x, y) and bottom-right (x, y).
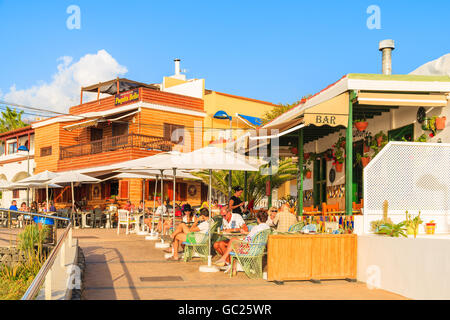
top-left (25, 61), bottom-right (278, 209)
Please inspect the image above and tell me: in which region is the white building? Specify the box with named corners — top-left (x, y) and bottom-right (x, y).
top-left (0, 126), bottom-right (35, 208)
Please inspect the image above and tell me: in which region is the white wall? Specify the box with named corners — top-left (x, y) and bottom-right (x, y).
top-left (357, 234), bottom-right (450, 300)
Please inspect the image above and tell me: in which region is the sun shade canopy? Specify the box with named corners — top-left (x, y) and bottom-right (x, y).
top-left (81, 78), bottom-right (159, 95)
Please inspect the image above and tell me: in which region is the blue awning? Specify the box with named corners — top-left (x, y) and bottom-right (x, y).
top-left (237, 114), bottom-right (262, 127)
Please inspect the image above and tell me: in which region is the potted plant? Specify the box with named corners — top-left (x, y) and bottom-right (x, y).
top-left (415, 134), bottom-right (427, 142)
top-left (425, 220), bottom-right (437, 234)
top-left (304, 168), bottom-right (312, 179)
top-left (333, 147), bottom-right (345, 172)
top-left (354, 119), bottom-right (368, 132)
top-left (404, 210), bottom-right (423, 238)
top-left (336, 133), bottom-right (346, 148)
top-left (374, 131), bottom-right (388, 147)
top-left (356, 152), bottom-right (371, 168)
top-left (376, 222), bottom-right (407, 238)
top-left (435, 116), bottom-right (446, 130)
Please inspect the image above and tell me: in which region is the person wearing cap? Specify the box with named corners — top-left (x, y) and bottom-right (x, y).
top-left (229, 186), bottom-right (245, 216)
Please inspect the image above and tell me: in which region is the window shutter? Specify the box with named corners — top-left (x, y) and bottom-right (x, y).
top-left (120, 181), bottom-right (129, 199)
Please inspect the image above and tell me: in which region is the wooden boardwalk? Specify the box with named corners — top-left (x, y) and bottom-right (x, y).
top-left (73, 228), bottom-right (406, 300)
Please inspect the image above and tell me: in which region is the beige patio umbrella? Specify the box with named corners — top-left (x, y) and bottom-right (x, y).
top-left (135, 146), bottom-right (263, 272)
top-left (48, 171), bottom-right (100, 224)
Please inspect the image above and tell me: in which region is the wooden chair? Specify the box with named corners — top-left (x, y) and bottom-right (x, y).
top-left (322, 202), bottom-right (339, 214)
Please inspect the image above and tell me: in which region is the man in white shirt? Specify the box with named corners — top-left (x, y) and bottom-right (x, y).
top-left (213, 206), bottom-right (248, 265)
top-left (166, 208), bottom-right (210, 261)
top-left (214, 210), bottom-right (269, 269)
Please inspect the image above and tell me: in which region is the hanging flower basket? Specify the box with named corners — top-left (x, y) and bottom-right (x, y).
top-left (435, 116), bottom-right (446, 130)
top-left (361, 156), bottom-right (370, 168)
top-left (355, 121), bottom-right (368, 132)
top-left (291, 147), bottom-right (298, 155)
top-left (335, 162), bottom-right (344, 172)
top-left (304, 152), bottom-right (310, 160)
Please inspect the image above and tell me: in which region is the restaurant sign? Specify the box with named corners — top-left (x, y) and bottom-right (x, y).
top-left (115, 89), bottom-right (140, 106)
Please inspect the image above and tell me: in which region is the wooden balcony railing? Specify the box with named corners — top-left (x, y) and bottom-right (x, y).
top-left (60, 133), bottom-right (173, 160)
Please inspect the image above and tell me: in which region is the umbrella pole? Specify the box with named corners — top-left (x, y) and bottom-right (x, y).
top-left (71, 182), bottom-right (75, 227)
top-left (146, 175), bottom-right (159, 240)
top-left (199, 169), bottom-right (218, 272)
top-left (172, 168), bottom-right (176, 231)
top-left (46, 184), bottom-right (49, 212)
top-left (152, 175), bottom-right (158, 232)
top-left (155, 170), bottom-right (169, 248)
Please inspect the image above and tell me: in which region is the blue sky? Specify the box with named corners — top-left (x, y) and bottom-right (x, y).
top-left (0, 0), bottom-right (449, 111)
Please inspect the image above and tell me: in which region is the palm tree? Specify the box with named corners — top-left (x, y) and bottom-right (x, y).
top-left (0, 107), bottom-right (27, 133)
top-left (192, 158), bottom-right (298, 205)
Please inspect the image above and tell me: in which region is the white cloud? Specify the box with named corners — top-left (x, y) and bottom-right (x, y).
top-left (410, 53), bottom-right (450, 76)
top-left (1, 50), bottom-right (128, 113)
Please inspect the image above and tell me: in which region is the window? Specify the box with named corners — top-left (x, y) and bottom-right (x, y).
top-left (119, 180), bottom-right (129, 199)
top-left (164, 123), bottom-right (185, 144)
top-left (388, 124), bottom-right (414, 142)
top-left (0, 142), bottom-right (4, 155)
top-left (8, 142), bottom-right (17, 154)
top-left (40, 146), bottom-right (52, 157)
top-left (13, 189), bottom-right (19, 199)
top-left (112, 123), bottom-right (129, 137)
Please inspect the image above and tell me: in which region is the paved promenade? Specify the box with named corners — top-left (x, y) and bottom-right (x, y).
top-left (72, 228), bottom-right (406, 300)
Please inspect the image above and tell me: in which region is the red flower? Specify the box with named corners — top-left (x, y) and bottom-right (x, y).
top-left (429, 133), bottom-right (434, 137)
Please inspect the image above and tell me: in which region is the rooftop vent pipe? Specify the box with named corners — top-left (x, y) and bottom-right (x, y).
top-left (379, 39), bottom-right (395, 75)
top-left (174, 59), bottom-right (181, 76)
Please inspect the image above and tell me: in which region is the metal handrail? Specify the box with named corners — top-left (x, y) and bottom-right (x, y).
top-left (0, 209), bottom-right (73, 300)
top-left (21, 221), bottom-right (72, 300)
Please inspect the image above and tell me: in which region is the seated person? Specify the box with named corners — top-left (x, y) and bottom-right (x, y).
top-left (9, 200), bottom-right (19, 225)
top-left (49, 201), bottom-right (57, 213)
top-left (165, 208), bottom-right (210, 261)
top-left (182, 204), bottom-right (197, 224)
top-left (213, 206), bottom-right (248, 261)
top-left (214, 210), bottom-right (269, 269)
top-left (266, 207), bottom-right (278, 227)
top-left (273, 203), bottom-right (298, 232)
top-left (9, 200), bottom-right (18, 211)
top-left (123, 200), bottom-right (135, 211)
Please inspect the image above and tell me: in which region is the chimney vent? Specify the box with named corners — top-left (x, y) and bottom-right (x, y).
top-left (379, 40), bottom-right (395, 75)
top-left (174, 59), bottom-right (181, 76)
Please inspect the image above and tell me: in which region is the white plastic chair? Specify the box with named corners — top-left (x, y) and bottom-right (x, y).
top-left (117, 209), bottom-right (136, 235)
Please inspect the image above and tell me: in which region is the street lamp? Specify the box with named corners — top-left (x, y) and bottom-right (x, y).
top-left (18, 145), bottom-right (30, 207)
top-left (213, 111), bottom-right (233, 200)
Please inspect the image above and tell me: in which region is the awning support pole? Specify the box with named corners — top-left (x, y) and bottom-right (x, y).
top-left (244, 171), bottom-right (248, 203)
top-left (297, 128), bottom-right (304, 216)
top-left (268, 139), bottom-right (272, 209)
top-left (345, 91), bottom-right (355, 216)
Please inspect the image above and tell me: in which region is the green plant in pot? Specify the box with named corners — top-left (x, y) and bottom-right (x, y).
top-left (355, 152), bottom-right (371, 168)
top-left (404, 210), bottom-right (423, 238)
top-left (373, 131), bottom-right (388, 147)
top-left (377, 221), bottom-right (408, 238)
